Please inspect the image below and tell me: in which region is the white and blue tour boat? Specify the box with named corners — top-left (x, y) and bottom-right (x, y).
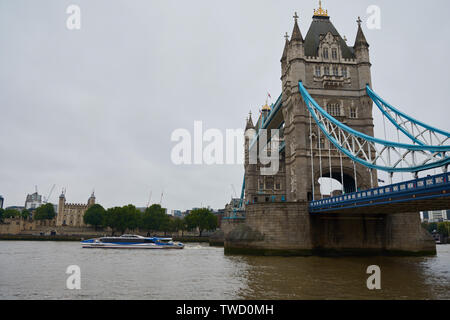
top-left (81, 234), bottom-right (185, 249)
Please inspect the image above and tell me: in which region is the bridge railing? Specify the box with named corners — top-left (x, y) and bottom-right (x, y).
top-left (309, 172), bottom-right (450, 213)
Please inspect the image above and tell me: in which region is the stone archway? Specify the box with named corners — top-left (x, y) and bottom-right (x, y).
top-left (313, 166), bottom-right (364, 198)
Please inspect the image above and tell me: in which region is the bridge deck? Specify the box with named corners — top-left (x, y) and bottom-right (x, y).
top-left (309, 173), bottom-right (450, 215)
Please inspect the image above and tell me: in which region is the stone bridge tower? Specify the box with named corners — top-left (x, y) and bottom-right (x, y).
top-left (224, 3), bottom-right (435, 256)
top-left (282, 7), bottom-right (377, 202)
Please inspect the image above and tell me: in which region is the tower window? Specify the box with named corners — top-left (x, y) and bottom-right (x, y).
top-left (258, 178), bottom-right (264, 191)
top-left (350, 107), bottom-right (358, 119)
top-left (332, 48), bottom-right (338, 60)
top-left (265, 177), bottom-right (274, 190)
top-left (315, 66), bottom-right (321, 77)
top-left (333, 66), bottom-right (339, 76)
top-left (327, 103), bottom-right (341, 117)
top-left (275, 179), bottom-right (281, 191)
top-left (342, 68), bottom-right (348, 78)
top-left (323, 48), bottom-right (329, 60)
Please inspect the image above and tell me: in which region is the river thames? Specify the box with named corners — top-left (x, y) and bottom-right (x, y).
top-left (0, 241), bottom-right (448, 300)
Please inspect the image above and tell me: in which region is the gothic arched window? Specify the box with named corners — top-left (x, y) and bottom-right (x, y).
top-left (333, 66), bottom-right (339, 76)
top-left (265, 177), bottom-right (274, 190)
top-left (275, 179), bottom-right (282, 191)
top-left (342, 67), bottom-right (348, 78)
top-left (332, 48), bottom-right (338, 60)
top-left (350, 106), bottom-right (358, 119)
top-left (315, 66), bottom-right (321, 77)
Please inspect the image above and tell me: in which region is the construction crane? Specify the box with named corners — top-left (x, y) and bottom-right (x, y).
top-left (159, 190), bottom-right (164, 206)
top-left (43, 184), bottom-right (56, 204)
top-left (146, 191), bottom-right (152, 208)
top-left (231, 184), bottom-right (238, 199)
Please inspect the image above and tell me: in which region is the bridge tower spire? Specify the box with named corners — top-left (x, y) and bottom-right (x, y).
top-left (354, 17), bottom-right (371, 88)
top-left (280, 9), bottom-right (377, 202)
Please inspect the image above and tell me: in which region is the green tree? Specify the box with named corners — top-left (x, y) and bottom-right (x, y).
top-left (34, 203), bottom-right (56, 220)
top-left (0, 208), bottom-right (4, 222)
top-left (426, 222), bottom-right (438, 234)
top-left (21, 209), bottom-right (30, 220)
top-left (83, 204), bottom-right (106, 230)
top-left (437, 222), bottom-right (450, 237)
top-left (104, 207), bottom-right (122, 236)
top-left (3, 208), bottom-right (20, 219)
top-left (121, 204), bottom-right (142, 232)
top-left (185, 208), bottom-right (218, 236)
top-left (104, 205), bottom-right (141, 235)
top-left (184, 213), bottom-right (196, 233)
top-left (142, 204), bottom-right (169, 234)
top-left (171, 217), bottom-right (187, 236)
top-left (161, 216), bottom-right (176, 236)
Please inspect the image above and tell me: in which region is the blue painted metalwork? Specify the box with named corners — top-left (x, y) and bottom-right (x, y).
top-left (309, 172), bottom-right (450, 213)
top-left (299, 82), bottom-right (450, 172)
top-left (249, 94), bottom-right (283, 150)
top-left (367, 85), bottom-right (450, 144)
top-left (239, 176), bottom-right (245, 209)
top-left (299, 82), bottom-right (449, 152)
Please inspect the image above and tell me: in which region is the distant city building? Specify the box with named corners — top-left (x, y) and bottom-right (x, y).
top-left (423, 210), bottom-right (449, 223)
top-left (0, 195), bottom-right (3, 209)
top-left (56, 191), bottom-right (96, 227)
top-left (182, 210), bottom-right (191, 217)
top-left (171, 210), bottom-right (182, 217)
top-left (24, 192), bottom-right (43, 210)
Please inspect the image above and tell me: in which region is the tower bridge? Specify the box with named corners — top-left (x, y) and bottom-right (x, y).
top-left (224, 3), bottom-right (450, 256)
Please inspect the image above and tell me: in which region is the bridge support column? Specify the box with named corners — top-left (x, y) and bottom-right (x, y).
top-left (224, 204), bottom-right (436, 256)
top-left (225, 202), bottom-right (314, 256)
top-left (385, 212), bottom-right (436, 256)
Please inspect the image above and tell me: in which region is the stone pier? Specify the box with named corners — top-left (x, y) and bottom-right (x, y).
top-left (224, 203), bottom-right (436, 256)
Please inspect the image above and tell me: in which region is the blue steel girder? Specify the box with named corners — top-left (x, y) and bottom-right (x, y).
top-left (309, 172), bottom-right (450, 214)
top-left (299, 82), bottom-right (450, 173)
top-left (367, 85), bottom-right (450, 147)
top-left (239, 176), bottom-right (245, 209)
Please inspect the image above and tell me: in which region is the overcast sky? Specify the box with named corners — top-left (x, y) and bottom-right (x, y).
top-left (1, 0), bottom-right (449, 210)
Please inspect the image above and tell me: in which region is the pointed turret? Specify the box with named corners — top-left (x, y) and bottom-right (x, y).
top-left (245, 111), bottom-right (255, 131)
top-left (281, 32), bottom-right (290, 78)
top-left (284, 12), bottom-right (306, 86)
top-left (261, 102), bottom-right (271, 120)
top-left (353, 17), bottom-right (371, 88)
top-left (281, 33), bottom-right (290, 62)
top-left (354, 17), bottom-right (369, 48)
top-left (88, 191), bottom-right (96, 207)
top-left (291, 12), bottom-right (303, 42)
top-left (57, 189), bottom-right (66, 223)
